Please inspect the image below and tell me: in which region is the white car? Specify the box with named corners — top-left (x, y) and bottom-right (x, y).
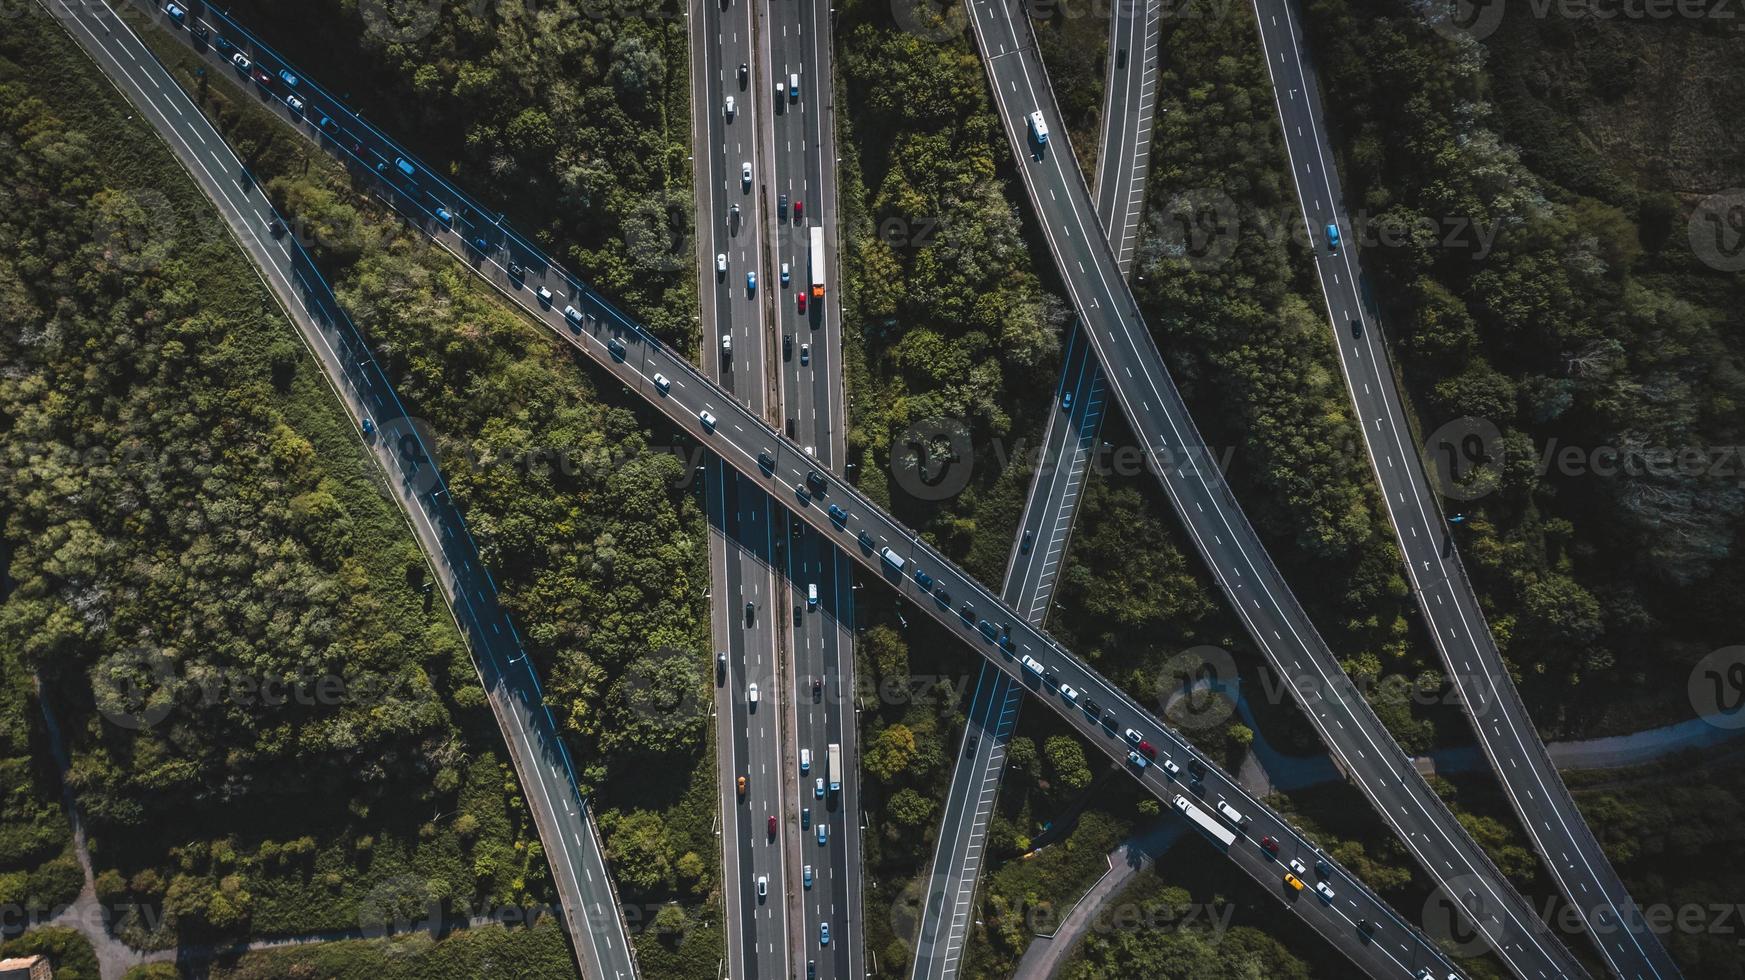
top-left (563, 305), bottom-right (583, 327)
top-left (756, 875), bottom-right (767, 898)
top-left (652, 373), bottom-right (671, 394)
top-left (286, 95), bottom-right (305, 114)
top-left (1288, 858), bottom-right (1308, 877)
top-left (1161, 758), bottom-right (1181, 777)
top-left (748, 682), bottom-right (759, 705)
top-left (699, 409), bottom-right (718, 430)
top-left (800, 343), bottom-right (809, 365)
top-left (716, 252), bottom-right (728, 275)
top-left (1124, 728), bottom-right (1143, 746)
top-left (536, 285), bottom-right (553, 305)
top-left (1059, 684), bottom-right (1079, 704)
top-left (1215, 799), bottom-right (1247, 826)
top-left (814, 777), bottom-right (824, 798)
top-left (741, 162), bottom-right (752, 188)
top-left (724, 95), bottom-right (736, 119)
top-left (1315, 881), bottom-right (1335, 903)
top-left (780, 262), bottom-right (790, 287)
top-left (231, 52), bottom-right (251, 72)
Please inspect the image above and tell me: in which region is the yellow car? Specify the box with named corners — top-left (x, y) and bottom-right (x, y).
top-left (737, 775), bottom-right (747, 798)
top-left (1284, 872), bottom-right (1305, 893)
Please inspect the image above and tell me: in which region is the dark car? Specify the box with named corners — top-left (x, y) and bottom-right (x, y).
top-left (1081, 696), bottom-right (1101, 717)
top-left (1042, 668), bottom-right (1060, 688)
top-left (857, 530), bottom-right (875, 551)
top-left (1101, 708), bottom-right (1118, 728)
top-left (794, 200), bottom-right (804, 221)
top-left (977, 620), bottom-right (998, 642)
top-left (758, 449), bottom-right (775, 471)
top-left (1260, 835), bottom-right (1279, 855)
top-left (768, 815), bottom-right (777, 836)
top-left (1020, 529), bottom-right (1034, 553)
top-left (932, 584), bottom-right (951, 605)
top-left (914, 569), bottom-right (933, 589)
top-left (744, 601), bottom-right (756, 625)
top-left (1188, 758), bottom-right (1208, 780)
top-left (827, 503), bottom-right (848, 524)
top-left (784, 334), bottom-right (793, 360)
top-left (1350, 319), bottom-right (1363, 338)
top-left (959, 602), bottom-right (974, 621)
top-left (738, 63), bottom-right (749, 87)
top-left (508, 261), bottom-right (524, 280)
top-left (778, 193), bottom-right (788, 219)
top-left (806, 470), bottom-right (826, 494)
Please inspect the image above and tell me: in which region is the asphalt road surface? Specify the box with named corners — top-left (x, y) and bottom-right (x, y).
top-left (45, 2), bottom-right (638, 976)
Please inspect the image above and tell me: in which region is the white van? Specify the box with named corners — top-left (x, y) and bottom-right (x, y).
top-left (1216, 799), bottom-right (1247, 826)
top-left (807, 583), bottom-right (819, 608)
top-left (1028, 111), bottom-right (1049, 144)
top-left (879, 546), bottom-right (905, 573)
top-left (800, 749), bottom-right (812, 773)
top-left (789, 73), bottom-right (800, 100)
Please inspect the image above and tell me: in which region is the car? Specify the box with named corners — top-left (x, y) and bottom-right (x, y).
top-left (267, 218), bottom-right (287, 238)
top-left (1314, 854), bottom-right (1332, 878)
top-left (214, 34), bottom-right (233, 52)
top-left (252, 67), bottom-right (273, 87)
top-left (1020, 529), bottom-right (1034, 553)
top-left (800, 343), bottom-right (810, 365)
top-left (1062, 389), bottom-right (1073, 410)
top-left (747, 682), bottom-right (759, 705)
top-left (857, 529), bottom-right (876, 551)
top-left (1137, 740), bottom-right (1157, 759)
top-left (966, 735), bottom-right (978, 754)
top-left (563, 305), bottom-right (583, 328)
top-left (653, 373), bottom-right (671, 394)
top-left (778, 193), bottom-right (788, 218)
top-left (1162, 758), bottom-right (1182, 777)
top-left (742, 162), bottom-right (753, 188)
top-left (1357, 917), bottom-right (1374, 935)
top-left (801, 750), bottom-right (811, 772)
top-left (1187, 758), bottom-right (1208, 780)
top-left (796, 291), bottom-right (807, 314)
top-left (717, 650), bottom-right (728, 673)
top-left (789, 72), bottom-right (800, 99)
top-left (1283, 872), bottom-right (1305, 893)
top-left (768, 814), bottom-right (777, 835)
top-left (1315, 881), bottom-right (1335, 903)
top-left (737, 775), bottom-right (747, 796)
top-left (1325, 222), bottom-right (1340, 252)
top-left (1288, 858), bottom-right (1308, 876)
top-left (286, 95), bottom-right (305, 114)
top-left (1124, 728), bottom-right (1143, 746)
top-left (757, 875), bottom-right (768, 899)
top-left (959, 601), bottom-right (974, 621)
top-left (163, 2), bottom-right (185, 22)
top-left (724, 95), bottom-right (736, 119)
top-left (737, 63), bottom-right (749, 87)
top-left (759, 449), bottom-right (776, 471)
top-left (806, 470), bottom-right (826, 494)
top-left (193, 22), bottom-right (208, 41)
top-left (360, 418), bottom-right (375, 435)
top-left (801, 807), bottom-right (810, 828)
top-left (747, 271), bottom-right (757, 294)
top-left (1260, 835), bottom-right (1279, 855)
top-left (827, 503), bottom-right (847, 523)
top-left (781, 262), bottom-right (791, 287)
top-left (978, 619), bottom-right (998, 642)
top-left (1081, 696), bottom-right (1100, 716)
top-left (803, 865), bottom-right (813, 888)
top-left (745, 600), bottom-right (756, 624)
top-left (537, 285), bottom-right (554, 305)
top-left (1350, 318), bottom-right (1363, 338)
top-left (816, 824), bottom-right (828, 845)
top-left (231, 52), bottom-right (252, 72)
top-left (914, 569), bottom-right (933, 589)
top-left (813, 675), bottom-right (823, 695)
top-left (1042, 668), bottom-right (1060, 687)
top-left (1216, 800), bottom-right (1246, 826)
top-left (1101, 708), bottom-right (1118, 728)
top-left (278, 69), bottom-right (300, 89)
top-left (729, 203), bottom-right (740, 228)
top-left (1127, 751), bottom-right (1149, 769)
top-left (783, 334), bottom-right (793, 360)
top-left (794, 200), bottom-right (804, 221)
top-left (815, 778), bottom-right (825, 798)
top-left (507, 261), bottom-right (524, 279)
top-left (699, 409), bottom-right (717, 430)
top-left (721, 331), bottom-right (733, 354)
top-left (808, 962), bottom-right (816, 980)
top-left (606, 336), bottom-right (626, 360)
top-left (932, 584), bottom-right (950, 604)
top-left (716, 252), bottom-right (728, 275)
top-left (819, 922), bottom-right (830, 946)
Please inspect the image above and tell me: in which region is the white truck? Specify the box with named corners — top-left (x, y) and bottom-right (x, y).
top-left (827, 743), bottom-right (842, 793)
top-left (1174, 795), bottom-right (1237, 848)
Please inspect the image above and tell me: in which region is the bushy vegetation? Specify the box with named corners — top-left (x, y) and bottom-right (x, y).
top-left (0, 927), bottom-right (99, 980)
top-left (0, 644), bottom-right (75, 917)
top-left (203, 919), bottom-right (575, 979)
top-left (1302, 0), bottom-right (1745, 729)
top-left (835, 0), bottom-right (1069, 582)
top-left (222, 0), bottom-right (696, 343)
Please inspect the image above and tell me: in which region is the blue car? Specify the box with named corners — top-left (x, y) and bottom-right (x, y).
top-left (820, 922), bottom-right (830, 946)
top-left (1325, 222), bottom-right (1340, 253)
top-left (816, 823), bottom-right (828, 845)
top-left (435, 207), bottom-right (453, 224)
top-left (746, 271), bottom-right (757, 295)
top-left (278, 69), bottom-right (299, 89)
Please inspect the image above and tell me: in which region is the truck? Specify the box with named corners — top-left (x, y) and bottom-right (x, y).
top-left (826, 743), bottom-right (842, 793)
top-left (808, 226), bottom-right (826, 299)
top-left (1173, 794), bottom-right (1237, 848)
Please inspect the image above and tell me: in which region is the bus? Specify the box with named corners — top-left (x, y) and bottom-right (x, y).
top-left (1173, 795), bottom-right (1237, 848)
top-left (827, 743), bottom-right (842, 793)
top-left (809, 226), bottom-right (826, 299)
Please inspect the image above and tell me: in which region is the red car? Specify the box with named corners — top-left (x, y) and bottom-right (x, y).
top-left (1260, 835), bottom-right (1280, 855)
top-left (1137, 740), bottom-right (1156, 759)
top-left (796, 291), bottom-right (807, 314)
top-left (768, 815), bottom-right (778, 835)
top-left (794, 200), bottom-right (804, 221)
top-left (251, 67), bottom-right (273, 87)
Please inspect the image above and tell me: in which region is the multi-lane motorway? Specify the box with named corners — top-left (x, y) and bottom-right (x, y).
top-left (1247, 0), bottom-right (1680, 974)
top-left (39, 2), bottom-right (637, 977)
top-left (964, 0), bottom-right (1593, 976)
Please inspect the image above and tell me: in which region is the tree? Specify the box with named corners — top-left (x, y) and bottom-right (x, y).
top-left (864, 724), bottom-right (918, 782)
top-left (1043, 736), bottom-right (1091, 791)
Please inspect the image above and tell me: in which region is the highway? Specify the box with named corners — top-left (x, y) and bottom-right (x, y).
top-left (78, 1), bottom-right (1487, 976)
top-left (1246, 0), bottom-right (1680, 974)
top-left (911, 12), bottom-right (1161, 972)
top-left (39, 2), bottom-right (638, 977)
top-left (686, 0), bottom-right (792, 974)
top-left (963, 0), bottom-right (1595, 976)
top-left (753, 0), bottom-right (865, 974)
